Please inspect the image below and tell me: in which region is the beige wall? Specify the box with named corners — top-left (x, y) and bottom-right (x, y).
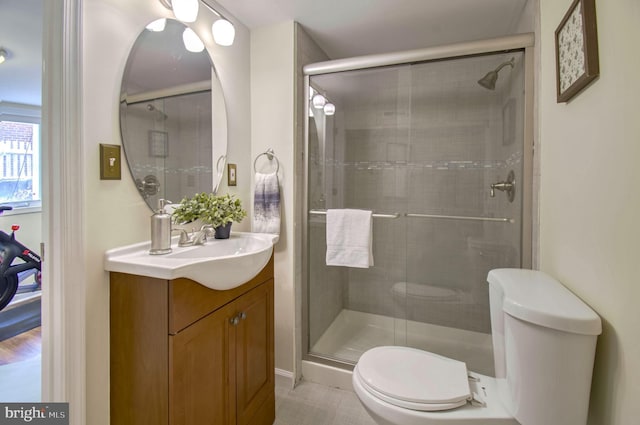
top-left (250, 21), bottom-right (296, 372)
top-left (539, 1), bottom-right (640, 424)
top-left (250, 21), bottom-right (331, 376)
top-left (82, 1), bottom-right (251, 423)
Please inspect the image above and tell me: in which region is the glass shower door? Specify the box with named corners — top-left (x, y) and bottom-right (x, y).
top-left (402, 53), bottom-right (524, 375)
top-left (305, 50), bottom-right (527, 374)
top-left (306, 64), bottom-right (411, 363)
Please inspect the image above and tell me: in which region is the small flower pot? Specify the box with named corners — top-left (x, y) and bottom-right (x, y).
top-left (214, 222), bottom-right (232, 239)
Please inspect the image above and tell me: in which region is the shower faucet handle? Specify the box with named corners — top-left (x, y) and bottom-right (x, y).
top-left (489, 170), bottom-right (516, 203)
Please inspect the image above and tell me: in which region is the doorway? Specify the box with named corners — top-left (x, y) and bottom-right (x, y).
top-left (0, 0), bottom-right (45, 401)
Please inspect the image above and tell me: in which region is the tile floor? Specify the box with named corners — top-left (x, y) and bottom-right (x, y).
top-left (275, 376), bottom-right (376, 425)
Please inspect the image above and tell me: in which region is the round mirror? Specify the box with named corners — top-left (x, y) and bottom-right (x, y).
top-left (119, 18), bottom-right (228, 210)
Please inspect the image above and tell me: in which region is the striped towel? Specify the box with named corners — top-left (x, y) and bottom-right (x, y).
top-left (252, 172), bottom-right (281, 234)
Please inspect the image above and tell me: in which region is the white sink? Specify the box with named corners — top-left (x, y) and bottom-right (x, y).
top-left (104, 232), bottom-right (278, 290)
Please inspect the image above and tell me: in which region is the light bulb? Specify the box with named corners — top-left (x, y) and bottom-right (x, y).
top-left (146, 18), bottom-right (167, 32)
top-left (0, 49), bottom-right (6, 64)
top-left (324, 103), bottom-right (335, 115)
top-left (309, 87), bottom-right (316, 99)
top-left (312, 94), bottom-right (326, 109)
top-left (212, 19), bottom-right (235, 46)
top-left (172, 0), bottom-right (199, 23)
top-left (182, 28), bottom-right (205, 52)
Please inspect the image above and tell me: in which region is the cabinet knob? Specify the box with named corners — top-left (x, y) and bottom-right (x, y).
top-left (230, 316), bottom-right (240, 326)
top-left (239, 312), bottom-right (247, 320)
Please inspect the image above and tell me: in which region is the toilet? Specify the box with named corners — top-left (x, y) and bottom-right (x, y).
top-left (353, 269), bottom-right (602, 425)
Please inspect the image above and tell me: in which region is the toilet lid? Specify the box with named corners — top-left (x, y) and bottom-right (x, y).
top-left (356, 346), bottom-right (471, 411)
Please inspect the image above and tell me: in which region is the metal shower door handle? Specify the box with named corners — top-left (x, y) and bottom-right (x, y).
top-left (490, 170), bottom-right (516, 202)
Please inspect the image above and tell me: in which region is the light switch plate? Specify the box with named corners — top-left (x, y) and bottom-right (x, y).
top-left (228, 163), bottom-right (237, 186)
top-left (100, 144), bottom-right (121, 180)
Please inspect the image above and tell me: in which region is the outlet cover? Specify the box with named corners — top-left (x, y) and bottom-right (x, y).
top-left (228, 163), bottom-right (237, 186)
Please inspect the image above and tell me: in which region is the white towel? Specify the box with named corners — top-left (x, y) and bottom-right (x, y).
top-left (252, 172), bottom-right (281, 234)
top-left (326, 209), bottom-right (374, 268)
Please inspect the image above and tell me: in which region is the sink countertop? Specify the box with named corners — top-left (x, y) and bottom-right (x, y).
top-left (104, 231), bottom-right (278, 290)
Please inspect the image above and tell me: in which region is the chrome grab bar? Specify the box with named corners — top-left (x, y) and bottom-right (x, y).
top-left (405, 213), bottom-right (513, 223)
top-left (309, 209), bottom-right (400, 219)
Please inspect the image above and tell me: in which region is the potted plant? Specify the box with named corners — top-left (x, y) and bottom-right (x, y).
top-left (172, 192), bottom-right (247, 239)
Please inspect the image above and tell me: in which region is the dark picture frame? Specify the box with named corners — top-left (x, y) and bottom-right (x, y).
top-left (555, 0), bottom-right (599, 103)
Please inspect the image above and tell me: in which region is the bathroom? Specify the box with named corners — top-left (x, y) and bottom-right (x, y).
top-left (3, 0), bottom-right (638, 424)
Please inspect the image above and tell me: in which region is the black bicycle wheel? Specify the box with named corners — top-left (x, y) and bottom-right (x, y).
top-left (0, 274), bottom-right (19, 312)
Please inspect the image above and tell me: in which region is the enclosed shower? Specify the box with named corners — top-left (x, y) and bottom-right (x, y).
top-left (302, 34), bottom-right (533, 379)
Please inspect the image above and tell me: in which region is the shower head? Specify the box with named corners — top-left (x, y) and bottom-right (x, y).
top-left (146, 103), bottom-right (168, 120)
top-left (477, 57), bottom-right (515, 90)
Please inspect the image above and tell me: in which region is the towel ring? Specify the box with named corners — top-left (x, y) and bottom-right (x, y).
top-left (254, 148), bottom-right (280, 173)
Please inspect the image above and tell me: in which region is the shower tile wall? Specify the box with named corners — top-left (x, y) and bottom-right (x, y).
top-left (121, 91), bottom-right (212, 206)
top-left (317, 54), bottom-right (524, 334)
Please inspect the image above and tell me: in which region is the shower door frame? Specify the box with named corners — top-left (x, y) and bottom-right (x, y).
top-left (300, 33), bottom-right (535, 374)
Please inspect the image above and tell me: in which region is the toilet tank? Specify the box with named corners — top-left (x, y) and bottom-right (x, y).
top-left (487, 269), bottom-right (601, 425)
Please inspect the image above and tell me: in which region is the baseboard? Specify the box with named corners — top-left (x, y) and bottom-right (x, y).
top-left (275, 368), bottom-right (294, 389)
top-left (301, 360), bottom-right (353, 391)
top-left (0, 298), bottom-right (41, 341)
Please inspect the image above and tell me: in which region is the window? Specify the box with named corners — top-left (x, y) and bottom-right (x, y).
top-left (0, 103), bottom-right (41, 211)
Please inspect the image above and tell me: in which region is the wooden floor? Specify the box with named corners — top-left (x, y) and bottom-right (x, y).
top-left (0, 327), bottom-right (41, 365)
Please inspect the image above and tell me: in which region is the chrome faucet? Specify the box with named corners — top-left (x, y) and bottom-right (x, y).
top-left (173, 224), bottom-right (215, 247)
top-left (192, 224), bottom-right (214, 245)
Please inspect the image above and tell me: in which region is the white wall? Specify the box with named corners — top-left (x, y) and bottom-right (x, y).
top-left (250, 21), bottom-right (296, 372)
top-left (82, 1), bottom-right (251, 423)
top-left (0, 211), bottom-right (41, 255)
top-left (539, 1), bottom-right (640, 424)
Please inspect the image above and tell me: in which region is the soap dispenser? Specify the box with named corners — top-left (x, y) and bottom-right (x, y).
top-left (149, 199), bottom-right (172, 255)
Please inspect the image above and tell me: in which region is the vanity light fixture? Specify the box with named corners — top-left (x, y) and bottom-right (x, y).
top-left (211, 18), bottom-right (235, 46)
top-left (310, 86), bottom-right (336, 115)
top-left (0, 49), bottom-right (7, 64)
top-left (182, 27), bottom-right (205, 52)
top-left (146, 18), bottom-right (167, 32)
top-left (312, 94), bottom-right (326, 109)
top-left (159, 0), bottom-right (235, 46)
top-left (323, 103), bottom-right (336, 116)
top-left (170, 0), bottom-right (199, 22)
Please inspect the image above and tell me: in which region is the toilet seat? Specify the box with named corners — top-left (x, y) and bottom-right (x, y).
top-left (355, 346), bottom-right (472, 412)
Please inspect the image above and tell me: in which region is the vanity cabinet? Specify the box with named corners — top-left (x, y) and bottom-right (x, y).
top-left (110, 256), bottom-right (274, 425)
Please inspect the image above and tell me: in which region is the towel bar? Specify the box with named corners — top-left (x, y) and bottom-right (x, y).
top-left (309, 210), bottom-right (400, 219)
top-left (309, 210), bottom-right (512, 222)
top-left (406, 213), bottom-right (513, 223)
top-left (254, 148), bottom-right (280, 173)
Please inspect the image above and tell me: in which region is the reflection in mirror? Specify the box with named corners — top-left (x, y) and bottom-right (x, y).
top-left (120, 18), bottom-right (227, 210)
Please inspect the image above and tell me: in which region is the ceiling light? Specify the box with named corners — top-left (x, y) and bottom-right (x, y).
top-left (212, 19), bottom-right (235, 46)
top-left (0, 49), bottom-right (7, 65)
top-left (146, 18), bottom-right (167, 32)
top-left (171, 0), bottom-right (199, 23)
top-left (183, 28), bottom-right (205, 52)
top-left (312, 94), bottom-right (326, 109)
top-left (323, 103), bottom-right (335, 116)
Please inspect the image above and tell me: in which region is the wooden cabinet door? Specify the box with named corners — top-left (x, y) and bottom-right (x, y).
top-left (170, 301), bottom-right (237, 425)
top-left (234, 280), bottom-right (274, 425)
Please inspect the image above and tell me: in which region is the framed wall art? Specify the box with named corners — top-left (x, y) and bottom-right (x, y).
top-left (555, 0), bottom-right (599, 103)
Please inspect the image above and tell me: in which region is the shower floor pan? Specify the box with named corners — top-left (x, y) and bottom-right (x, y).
top-left (310, 309), bottom-right (494, 376)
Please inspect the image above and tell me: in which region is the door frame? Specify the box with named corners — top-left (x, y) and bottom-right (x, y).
top-left (298, 33), bottom-right (535, 382)
top-left (41, 0), bottom-right (85, 422)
